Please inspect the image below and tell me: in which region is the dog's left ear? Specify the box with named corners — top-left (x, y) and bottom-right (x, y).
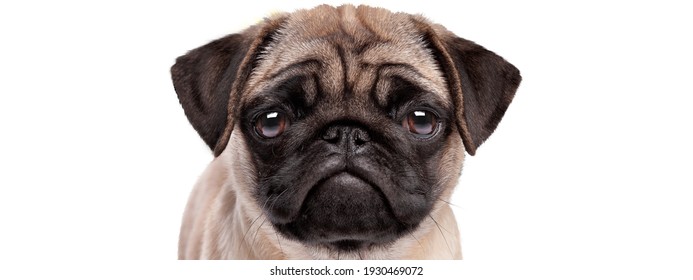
top-left (415, 20), bottom-right (522, 155)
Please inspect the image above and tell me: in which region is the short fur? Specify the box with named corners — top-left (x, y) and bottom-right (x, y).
top-left (172, 4), bottom-right (520, 260)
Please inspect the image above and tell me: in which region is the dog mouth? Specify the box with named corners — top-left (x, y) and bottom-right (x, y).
top-left (273, 171), bottom-right (412, 251)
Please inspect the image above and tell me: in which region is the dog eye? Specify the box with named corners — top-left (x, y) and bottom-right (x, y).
top-left (402, 110), bottom-right (437, 137)
top-left (255, 111), bottom-right (289, 138)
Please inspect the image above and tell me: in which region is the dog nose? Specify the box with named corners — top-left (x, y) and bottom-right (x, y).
top-left (322, 124), bottom-right (371, 151)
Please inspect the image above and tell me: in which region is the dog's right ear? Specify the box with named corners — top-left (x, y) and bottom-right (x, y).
top-left (171, 34), bottom-right (250, 154)
top-left (171, 18), bottom-right (285, 156)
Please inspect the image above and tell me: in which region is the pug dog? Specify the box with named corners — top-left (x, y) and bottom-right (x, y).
top-left (171, 4), bottom-right (520, 260)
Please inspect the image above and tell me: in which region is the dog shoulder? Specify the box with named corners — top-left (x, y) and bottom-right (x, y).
top-left (178, 157), bottom-right (231, 259)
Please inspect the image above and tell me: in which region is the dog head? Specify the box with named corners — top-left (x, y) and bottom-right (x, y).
top-left (172, 5), bottom-right (520, 254)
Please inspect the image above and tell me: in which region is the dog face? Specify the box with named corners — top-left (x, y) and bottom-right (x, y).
top-left (172, 4), bottom-right (520, 255)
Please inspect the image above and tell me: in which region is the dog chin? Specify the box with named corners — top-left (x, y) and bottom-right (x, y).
top-left (271, 171), bottom-right (421, 252)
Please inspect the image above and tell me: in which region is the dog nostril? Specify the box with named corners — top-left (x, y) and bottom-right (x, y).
top-left (322, 127), bottom-right (340, 143)
top-left (322, 124), bottom-right (370, 147)
top-left (353, 129), bottom-right (370, 146)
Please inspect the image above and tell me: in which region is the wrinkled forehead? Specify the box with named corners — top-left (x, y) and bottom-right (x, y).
top-left (243, 5), bottom-right (449, 107)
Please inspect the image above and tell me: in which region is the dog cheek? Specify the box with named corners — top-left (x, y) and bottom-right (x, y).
top-left (431, 135), bottom-right (465, 201)
top-left (254, 147), bottom-right (332, 224)
top-left (385, 165), bottom-right (426, 221)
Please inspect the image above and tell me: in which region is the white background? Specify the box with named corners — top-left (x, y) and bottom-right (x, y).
top-left (1, 0), bottom-right (692, 279)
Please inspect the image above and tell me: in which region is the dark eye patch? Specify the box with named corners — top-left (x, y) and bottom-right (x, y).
top-left (379, 76), bottom-right (451, 123)
top-left (384, 76), bottom-right (422, 112)
top-left (274, 75), bottom-right (311, 112)
top-left (243, 75), bottom-right (316, 121)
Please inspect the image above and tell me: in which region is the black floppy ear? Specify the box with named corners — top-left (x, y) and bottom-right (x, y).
top-left (171, 34), bottom-right (252, 153)
top-left (171, 19), bottom-right (285, 156)
top-left (417, 22), bottom-right (521, 155)
top-left (445, 37), bottom-right (521, 155)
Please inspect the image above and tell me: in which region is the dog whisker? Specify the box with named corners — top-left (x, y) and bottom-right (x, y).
top-left (240, 213), bottom-right (264, 252)
top-left (408, 231), bottom-right (425, 251)
top-left (239, 196), bottom-right (272, 252)
top-left (267, 187), bottom-right (292, 212)
top-left (275, 231), bottom-right (284, 258)
top-left (436, 197), bottom-right (460, 208)
top-left (244, 219), bottom-right (267, 259)
top-left (249, 217), bottom-right (268, 259)
top-left (429, 214), bottom-right (453, 258)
